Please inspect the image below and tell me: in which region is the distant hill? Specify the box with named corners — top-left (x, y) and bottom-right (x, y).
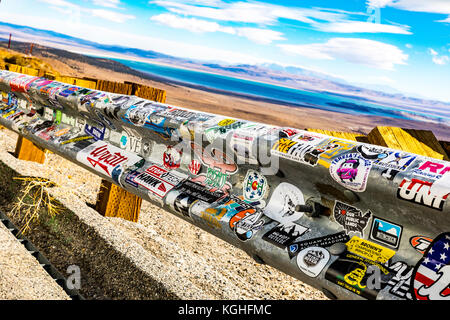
top-left (0, 20), bottom-right (449, 122)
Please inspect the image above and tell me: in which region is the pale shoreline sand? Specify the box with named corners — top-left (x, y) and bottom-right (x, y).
top-left (7, 42), bottom-right (449, 141)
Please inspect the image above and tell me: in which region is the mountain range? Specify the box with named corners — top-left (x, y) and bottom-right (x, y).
top-left (0, 20), bottom-right (449, 121)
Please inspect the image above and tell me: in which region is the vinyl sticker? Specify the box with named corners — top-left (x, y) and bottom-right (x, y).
top-left (346, 236), bottom-right (396, 264)
top-left (76, 141), bottom-right (143, 178)
top-left (325, 252), bottom-right (394, 300)
top-left (188, 159), bottom-right (202, 175)
top-left (163, 145), bottom-right (182, 170)
top-left (243, 170), bottom-right (268, 202)
top-left (296, 246), bottom-right (330, 278)
top-left (262, 223), bottom-right (309, 248)
top-left (234, 210), bottom-right (265, 241)
top-left (263, 182), bottom-right (305, 224)
top-left (369, 217), bottom-right (403, 249)
top-left (410, 235), bottom-right (433, 255)
top-left (329, 153), bottom-right (372, 192)
top-left (397, 178), bottom-right (448, 211)
top-left (133, 165), bottom-right (185, 198)
top-left (386, 261), bottom-right (413, 300)
top-left (411, 232), bottom-right (450, 300)
top-left (333, 201), bottom-right (372, 237)
top-left (412, 160), bottom-right (450, 180)
top-left (271, 138), bottom-right (316, 165)
top-left (288, 231), bottom-right (350, 258)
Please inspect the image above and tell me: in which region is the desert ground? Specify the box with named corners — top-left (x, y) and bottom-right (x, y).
top-left (4, 42), bottom-right (447, 141)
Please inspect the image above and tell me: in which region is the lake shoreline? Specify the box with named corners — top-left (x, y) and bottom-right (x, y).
top-left (4, 41), bottom-right (449, 141)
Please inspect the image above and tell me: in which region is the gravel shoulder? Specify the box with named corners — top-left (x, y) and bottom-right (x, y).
top-left (0, 218), bottom-right (69, 300)
top-left (0, 127), bottom-right (327, 300)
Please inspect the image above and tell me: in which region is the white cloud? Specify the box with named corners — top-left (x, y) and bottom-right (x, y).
top-left (91, 9), bottom-right (135, 23)
top-left (150, 13), bottom-right (284, 44)
top-left (235, 28), bottom-right (285, 45)
top-left (151, 0), bottom-right (346, 25)
top-left (437, 16), bottom-right (450, 23)
top-left (152, 1), bottom-right (412, 35)
top-left (367, 0), bottom-right (450, 14)
top-left (429, 48), bottom-right (439, 56)
top-left (0, 9), bottom-right (272, 66)
top-left (429, 48), bottom-right (449, 65)
top-left (433, 56), bottom-right (449, 65)
top-left (151, 13), bottom-right (229, 33)
top-left (92, 0), bottom-right (121, 8)
top-left (278, 38), bottom-right (408, 70)
top-left (315, 21), bottom-right (411, 34)
top-left (38, 0), bottom-right (77, 7)
top-left (39, 0), bottom-right (134, 23)
top-left (366, 0), bottom-right (393, 8)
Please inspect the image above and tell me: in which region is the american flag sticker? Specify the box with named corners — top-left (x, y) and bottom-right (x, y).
top-left (412, 232), bottom-right (450, 300)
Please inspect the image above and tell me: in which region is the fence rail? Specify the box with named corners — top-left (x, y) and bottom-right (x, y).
top-left (0, 69), bottom-right (449, 300)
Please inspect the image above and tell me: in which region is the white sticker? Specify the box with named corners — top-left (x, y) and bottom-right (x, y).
top-left (329, 153), bottom-right (372, 192)
top-left (263, 182), bottom-right (305, 224)
top-left (296, 246), bottom-right (330, 278)
top-left (76, 141), bottom-right (143, 178)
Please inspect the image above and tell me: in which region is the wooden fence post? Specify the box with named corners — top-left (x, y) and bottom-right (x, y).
top-left (14, 135), bottom-right (46, 164)
top-left (94, 80), bottom-right (166, 222)
top-left (367, 126), bottom-right (449, 160)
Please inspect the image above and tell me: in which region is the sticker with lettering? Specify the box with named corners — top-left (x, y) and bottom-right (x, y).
top-left (411, 232), bottom-right (450, 300)
top-left (304, 138), bottom-right (356, 168)
top-left (346, 236), bottom-right (396, 264)
top-left (412, 160), bottom-right (450, 180)
top-left (386, 261), bottom-right (413, 300)
top-left (369, 217), bottom-right (403, 249)
top-left (325, 252), bottom-right (394, 300)
top-left (271, 138), bottom-right (316, 165)
top-left (288, 231), bottom-right (350, 258)
top-left (262, 223), bottom-right (310, 248)
top-left (76, 141), bottom-right (143, 178)
top-left (296, 246), bottom-right (330, 278)
top-left (397, 178), bottom-right (448, 211)
top-left (333, 201), bottom-right (372, 237)
top-left (329, 153), bottom-right (372, 192)
top-left (133, 165), bottom-right (186, 198)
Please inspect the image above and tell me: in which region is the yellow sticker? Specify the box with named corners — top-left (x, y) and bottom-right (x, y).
top-left (315, 139), bottom-right (356, 168)
top-left (218, 119), bottom-right (236, 127)
top-left (346, 236), bottom-right (395, 263)
top-left (271, 138), bottom-right (297, 154)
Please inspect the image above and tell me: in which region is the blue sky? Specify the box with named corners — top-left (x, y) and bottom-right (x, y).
top-left (0, 0), bottom-right (450, 102)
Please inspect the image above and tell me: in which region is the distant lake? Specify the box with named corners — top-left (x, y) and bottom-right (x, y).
top-left (111, 57), bottom-right (448, 125)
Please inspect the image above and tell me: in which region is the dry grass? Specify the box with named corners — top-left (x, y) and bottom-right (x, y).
top-left (0, 48), bottom-right (59, 74)
top-left (9, 176), bottom-right (64, 234)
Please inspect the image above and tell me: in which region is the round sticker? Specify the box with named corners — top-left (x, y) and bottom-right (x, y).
top-left (163, 145), bottom-right (182, 170)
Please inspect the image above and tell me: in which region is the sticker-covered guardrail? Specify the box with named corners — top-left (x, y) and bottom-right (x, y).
top-left (0, 69), bottom-right (449, 300)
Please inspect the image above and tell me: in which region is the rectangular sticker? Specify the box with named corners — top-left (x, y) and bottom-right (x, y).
top-left (346, 236), bottom-right (396, 263)
top-left (76, 141), bottom-right (142, 178)
top-left (133, 165), bottom-right (185, 198)
top-left (369, 217), bottom-right (403, 249)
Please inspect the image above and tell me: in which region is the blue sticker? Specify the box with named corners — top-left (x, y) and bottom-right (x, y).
top-left (369, 216), bottom-right (403, 249)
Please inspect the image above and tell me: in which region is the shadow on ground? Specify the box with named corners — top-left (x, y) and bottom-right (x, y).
top-left (0, 161), bottom-right (179, 300)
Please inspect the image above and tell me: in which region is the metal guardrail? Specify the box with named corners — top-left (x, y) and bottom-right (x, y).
top-left (0, 69), bottom-right (449, 300)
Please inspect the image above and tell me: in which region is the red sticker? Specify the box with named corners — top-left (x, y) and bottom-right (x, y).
top-left (189, 159), bottom-right (202, 175)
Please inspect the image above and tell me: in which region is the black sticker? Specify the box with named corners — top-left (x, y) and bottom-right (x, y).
top-left (175, 180), bottom-right (225, 204)
top-left (262, 223), bottom-right (309, 248)
top-left (288, 231), bottom-right (350, 258)
top-left (333, 201), bottom-right (372, 236)
top-left (325, 252), bottom-right (394, 300)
